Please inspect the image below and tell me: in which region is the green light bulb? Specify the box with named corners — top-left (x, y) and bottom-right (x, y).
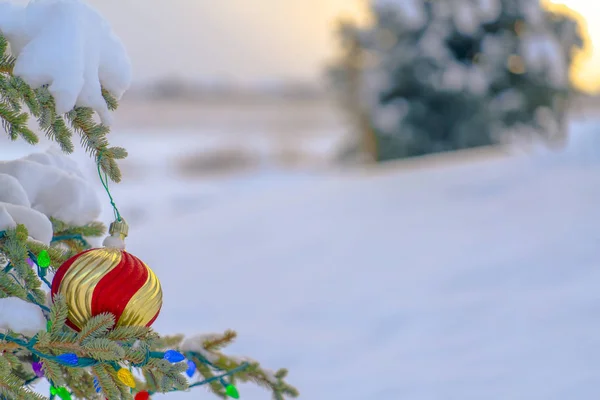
top-left (46, 320), bottom-right (52, 332)
top-left (225, 384), bottom-right (239, 399)
top-left (57, 387), bottom-right (72, 400)
top-left (38, 250), bottom-right (50, 268)
top-left (50, 385), bottom-right (57, 395)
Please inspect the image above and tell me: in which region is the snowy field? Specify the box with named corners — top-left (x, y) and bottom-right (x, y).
top-left (2, 114), bottom-right (600, 399)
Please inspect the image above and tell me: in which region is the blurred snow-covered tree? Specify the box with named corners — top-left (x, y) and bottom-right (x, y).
top-left (330, 0), bottom-right (585, 161)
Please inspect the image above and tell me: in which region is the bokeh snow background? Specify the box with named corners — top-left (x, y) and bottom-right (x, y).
top-left (2, 110), bottom-right (600, 399)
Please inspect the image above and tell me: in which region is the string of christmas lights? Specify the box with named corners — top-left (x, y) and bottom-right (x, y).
top-left (0, 319), bottom-right (249, 400)
top-left (0, 236), bottom-right (250, 399)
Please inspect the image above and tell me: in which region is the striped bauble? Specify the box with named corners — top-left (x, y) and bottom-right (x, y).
top-left (50, 248), bottom-right (162, 331)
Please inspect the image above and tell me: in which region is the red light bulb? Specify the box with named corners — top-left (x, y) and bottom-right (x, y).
top-left (135, 391), bottom-right (150, 400)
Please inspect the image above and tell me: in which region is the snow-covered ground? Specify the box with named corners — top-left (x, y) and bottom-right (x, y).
top-left (118, 117), bottom-right (600, 399)
top-left (139, 117), bottom-right (600, 400)
top-left (2, 116), bottom-right (600, 399)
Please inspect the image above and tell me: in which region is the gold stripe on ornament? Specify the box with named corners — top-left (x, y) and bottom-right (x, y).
top-left (57, 248), bottom-right (122, 330)
top-left (119, 262), bottom-right (162, 327)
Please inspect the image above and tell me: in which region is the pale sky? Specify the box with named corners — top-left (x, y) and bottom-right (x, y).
top-left (88, 0), bottom-right (599, 91)
top-left (87, 0), bottom-right (365, 84)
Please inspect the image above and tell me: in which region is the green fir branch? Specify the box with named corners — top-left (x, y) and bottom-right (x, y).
top-left (92, 364), bottom-right (120, 399)
top-left (50, 219), bottom-right (106, 239)
top-left (76, 314), bottom-right (115, 345)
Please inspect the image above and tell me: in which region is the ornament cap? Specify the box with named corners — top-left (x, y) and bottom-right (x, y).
top-left (109, 218), bottom-right (129, 239)
top-left (104, 218), bottom-right (128, 250)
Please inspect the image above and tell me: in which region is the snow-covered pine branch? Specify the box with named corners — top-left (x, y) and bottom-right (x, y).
top-left (0, 0), bottom-right (131, 125)
top-left (0, 147), bottom-right (101, 245)
top-left (0, 0), bottom-right (131, 182)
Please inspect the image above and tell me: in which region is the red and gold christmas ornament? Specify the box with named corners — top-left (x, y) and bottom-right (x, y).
top-left (50, 219), bottom-right (162, 331)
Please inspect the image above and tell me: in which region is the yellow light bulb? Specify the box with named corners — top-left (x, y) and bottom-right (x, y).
top-left (117, 368), bottom-right (136, 388)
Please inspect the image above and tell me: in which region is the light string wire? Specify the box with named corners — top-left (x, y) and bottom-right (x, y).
top-left (0, 329), bottom-right (250, 397)
top-left (50, 234), bottom-right (90, 249)
top-left (0, 329), bottom-right (250, 372)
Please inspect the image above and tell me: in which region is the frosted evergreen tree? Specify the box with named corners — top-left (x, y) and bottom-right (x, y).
top-left (0, 1), bottom-right (298, 399)
top-left (330, 0), bottom-right (585, 161)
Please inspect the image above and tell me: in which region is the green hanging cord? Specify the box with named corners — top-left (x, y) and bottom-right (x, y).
top-left (96, 150), bottom-right (122, 222)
